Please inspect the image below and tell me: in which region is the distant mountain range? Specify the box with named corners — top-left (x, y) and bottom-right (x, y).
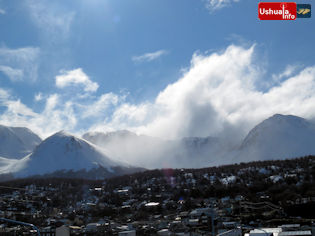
top-left (1, 114), bottom-right (315, 179)
top-left (80, 114), bottom-right (315, 168)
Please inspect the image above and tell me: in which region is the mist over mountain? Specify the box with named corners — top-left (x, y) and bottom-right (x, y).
top-left (0, 125), bottom-right (41, 159)
top-left (82, 130), bottom-right (226, 168)
top-left (83, 114), bottom-right (315, 168)
top-left (83, 130), bottom-right (179, 168)
top-left (1, 114), bottom-right (315, 179)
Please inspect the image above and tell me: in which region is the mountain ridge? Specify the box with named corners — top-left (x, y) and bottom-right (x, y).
top-left (1, 131), bottom-right (141, 179)
top-left (1, 113), bottom-right (315, 178)
top-left (236, 114), bottom-right (315, 162)
top-left (0, 124), bottom-right (41, 159)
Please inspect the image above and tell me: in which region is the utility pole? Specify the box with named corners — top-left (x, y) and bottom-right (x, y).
top-left (211, 204), bottom-right (215, 236)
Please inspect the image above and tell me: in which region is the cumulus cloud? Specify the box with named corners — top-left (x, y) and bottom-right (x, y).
top-left (0, 9), bottom-right (5, 15)
top-left (55, 68), bottom-right (99, 92)
top-left (132, 50), bottom-right (168, 63)
top-left (0, 92), bottom-right (77, 138)
top-left (0, 46), bottom-right (40, 82)
top-left (205, 0), bottom-right (240, 12)
top-left (2, 44), bottom-right (315, 143)
top-left (93, 44), bottom-right (315, 142)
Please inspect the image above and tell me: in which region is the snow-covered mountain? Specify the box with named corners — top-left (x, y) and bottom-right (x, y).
top-left (1, 131), bottom-right (142, 179)
top-left (2, 113), bottom-right (315, 179)
top-left (84, 114), bottom-right (315, 168)
top-left (0, 125), bottom-right (41, 159)
top-left (236, 114), bottom-right (315, 162)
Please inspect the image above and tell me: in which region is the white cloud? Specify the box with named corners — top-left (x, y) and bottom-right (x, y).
top-left (0, 88), bottom-right (10, 102)
top-left (0, 9), bottom-right (5, 15)
top-left (271, 65), bottom-right (298, 83)
top-left (2, 44), bottom-right (315, 143)
top-left (96, 44), bottom-right (315, 141)
top-left (205, 0), bottom-right (240, 12)
top-left (0, 93), bottom-right (77, 138)
top-left (0, 46), bottom-right (40, 82)
top-left (82, 93), bottom-right (120, 118)
top-left (0, 65), bottom-right (24, 81)
top-left (111, 103), bottom-right (150, 126)
top-left (4, 100), bottom-right (37, 117)
top-left (56, 68), bottom-right (99, 92)
top-left (34, 93), bottom-right (43, 102)
top-left (44, 94), bottom-right (58, 111)
top-left (132, 50), bottom-right (168, 63)
top-left (25, 0), bottom-right (75, 41)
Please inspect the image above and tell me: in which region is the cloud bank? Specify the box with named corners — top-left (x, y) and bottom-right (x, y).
top-left (1, 44), bottom-right (315, 141)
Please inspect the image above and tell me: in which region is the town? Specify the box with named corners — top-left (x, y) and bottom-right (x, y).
top-left (1, 156), bottom-right (315, 235)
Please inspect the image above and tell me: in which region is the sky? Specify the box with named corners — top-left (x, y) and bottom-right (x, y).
top-left (0, 0), bottom-right (314, 140)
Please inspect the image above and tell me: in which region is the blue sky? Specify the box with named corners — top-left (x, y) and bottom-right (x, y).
top-left (0, 0), bottom-right (314, 139)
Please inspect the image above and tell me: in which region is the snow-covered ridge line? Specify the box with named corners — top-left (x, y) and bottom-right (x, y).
top-left (0, 130), bottom-right (134, 178)
top-left (2, 113), bottom-right (315, 177)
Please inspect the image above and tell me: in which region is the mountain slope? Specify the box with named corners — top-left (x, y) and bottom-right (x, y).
top-left (2, 113), bottom-right (315, 177)
top-left (0, 125), bottom-right (41, 159)
top-left (8, 131), bottom-right (137, 178)
top-left (83, 131), bottom-right (226, 168)
top-left (237, 114), bottom-right (315, 162)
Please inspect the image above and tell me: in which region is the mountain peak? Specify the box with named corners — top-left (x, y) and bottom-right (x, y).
top-left (38, 131), bottom-right (84, 154)
top-left (0, 124), bottom-right (41, 159)
top-left (241, 114), bottom-right (307, 148)
top-left (51, 130), bottom-right (75, 138)
top-left (10, 131), bottom-right (125, 177)
top-left (239, 114), bottom-right (315, 161)
top-left (258, 114), bottom-right (310, 131)
top-left (268, 113), bottom-right (306, 122)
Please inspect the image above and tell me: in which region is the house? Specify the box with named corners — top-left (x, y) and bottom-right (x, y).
top-left (279, 225), bottom-right (300, 231)
top-left (190, 208), bottom-right (214, 218)
top-left (250, 228), bottom-right (282, 236)
top-left (85, 223), bottom-right (101, 232)
top-left (279, 231), bottom-right (312, 236)
top-left (217, 229), bottom-right (242, 236)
